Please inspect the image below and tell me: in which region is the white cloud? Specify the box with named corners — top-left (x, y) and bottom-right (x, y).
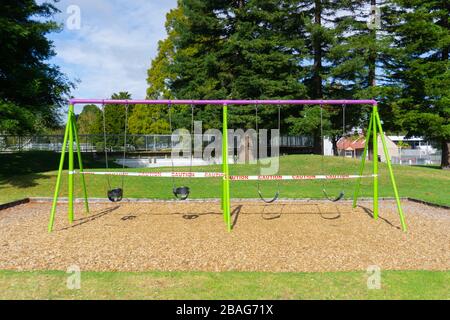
top-left (45, 0), bottom-right (177, 106)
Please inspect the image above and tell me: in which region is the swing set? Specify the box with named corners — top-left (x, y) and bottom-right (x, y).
top-left (48, 99), bottom-right (407, 233)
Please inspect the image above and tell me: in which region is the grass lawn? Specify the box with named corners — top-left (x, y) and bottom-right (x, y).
top-left (1, 151), bottom-right (449, 206)
top-left (0, 270), bottom-right (449, 300)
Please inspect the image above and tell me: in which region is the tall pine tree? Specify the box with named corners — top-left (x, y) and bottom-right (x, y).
top-left (386, 0), bottom-right (450, 168)
top-left (168, 0), bottom-right (308, 131)
top-left (287, 1), bottom-right (364, 154)
top-left (326, 0), bottom-right (391, 156)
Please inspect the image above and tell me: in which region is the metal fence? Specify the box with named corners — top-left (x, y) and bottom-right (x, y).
top-left (281, 135), bottom-right (313, 148)
top-left (391, 149), bottom-right (442, 166)
top-left (0, 135), bottom-right (172, 153)
top-left (0, 134), bottom-right (313, 153)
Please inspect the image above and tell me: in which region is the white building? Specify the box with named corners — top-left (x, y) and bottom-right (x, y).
top-left (388, 136), bottom-right (437, 153)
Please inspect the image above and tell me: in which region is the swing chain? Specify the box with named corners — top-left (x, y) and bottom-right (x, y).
top-left (121, 104), bottom-right (129, 190)
top-left (256, 104), bottom-right (281, 204)
top-left (169, 102), bottom-right (193, 200)
top-left (102, 102), bottom-right (129, 202)
top-left (101, 103), bottom-right (112, 190)
top-left (320, 104), bottom-right (345, 202)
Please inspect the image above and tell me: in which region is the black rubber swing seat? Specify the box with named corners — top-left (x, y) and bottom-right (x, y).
top-left (108, 188), bottom-right (123, 202)
top-left (257, 190), bottom-right (280, 204)
top-left (257, 180), bottom-right (280, 204)
top-left (322, 189), bottom-right (344, 202)
top-left (173, 186), bottom-right (190, 201)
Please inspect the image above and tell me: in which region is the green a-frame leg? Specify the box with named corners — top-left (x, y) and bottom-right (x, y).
top-left (353, 104), bottom-right (407, 232)
top-left (222, 103), bottom-right (231, 232)
top-left (48, 104), bottom-right (89, 232)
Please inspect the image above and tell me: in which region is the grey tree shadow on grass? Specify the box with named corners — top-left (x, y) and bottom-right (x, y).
top-left (0, 151), bottom-right (117, 189)
top-left (0, 173), bottom-right (51, 189)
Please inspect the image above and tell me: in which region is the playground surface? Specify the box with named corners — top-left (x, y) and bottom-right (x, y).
top-left (0, 199), bottom-right (449, 273)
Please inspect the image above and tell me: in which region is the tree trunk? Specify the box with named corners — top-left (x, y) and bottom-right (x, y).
top-left (440, 0), bottom-right (449, 62)
top-left (367, 129), bottom-right (374, 161)
top-left (312, 0), bottom-right (323, 155)
top-left (315, 133), bottom-right (322, 155)
top-left (332, 136), bottom-right (338, 156)
top-left (439, 3), bottom-right (449, 169)
top-left (367, 0), bottom-right (378, 160)
top-left (442, 140), bottom-right (450, 169)
top-left (313, 0), bottom-right (323, 99)
top-left (368, 0), bottom-right (377, 87)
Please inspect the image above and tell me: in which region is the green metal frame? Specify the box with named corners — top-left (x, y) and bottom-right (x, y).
top-left (222, 104), bottom-right (232, 232)
top-left (352, 105), bottom-right (407, 231)
top-left (48, 104), bottom-right (89, 232)
top-left (49, 102), bottom-right (406, 233)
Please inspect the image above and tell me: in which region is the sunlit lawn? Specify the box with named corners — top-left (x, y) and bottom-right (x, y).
top-left (0, 270), bottom-right (449, 300)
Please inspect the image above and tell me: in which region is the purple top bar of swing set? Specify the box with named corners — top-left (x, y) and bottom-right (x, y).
top-left (69, 99), bottom-right (377, 106)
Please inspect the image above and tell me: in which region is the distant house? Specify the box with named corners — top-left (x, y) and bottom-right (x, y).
top-left (336, 135), bottom-right (397, 162)
top-left (337, 136), bottom-right (366, 158)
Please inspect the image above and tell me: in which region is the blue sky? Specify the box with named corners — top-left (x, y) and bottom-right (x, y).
top-left (40, 0), bottom-right (177, 108)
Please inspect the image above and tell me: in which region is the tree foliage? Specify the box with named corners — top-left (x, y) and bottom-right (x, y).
top-left (76, 105), bottom-right (102, 135)
top-left (147, 7), bottom-right (183, 100)
top-left (0, 0), bottom-right (73, 134)
top-left (145, 0), bottom-right (449, 166)
top-left (143, 7), bottom-right (185, 134)
top-left (0, 101), bottom-right (35, 134)
top-left (283, 1), bottom-right (375, 152)
top-left (128, 105), bottom-right (170, 134)
top-left (385, 0), bottom-right (450, 167)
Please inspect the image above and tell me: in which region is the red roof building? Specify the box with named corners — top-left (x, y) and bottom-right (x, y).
top-left (336, 135), bottom-right (397, 162)
top-left (337, 136), bottom-right (366, 158)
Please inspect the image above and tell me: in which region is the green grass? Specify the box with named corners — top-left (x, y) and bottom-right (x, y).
top-left (0, 270), bottom-right (448, 300)
top-left (1, 151), bottom-right (449, 206)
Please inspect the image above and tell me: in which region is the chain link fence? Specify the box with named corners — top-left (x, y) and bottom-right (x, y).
top-left (391, 149), bottom-right (442, 166)
top-left (0, 134), bottom-right (313, 153)
top-left (0, 135), bottom-right (172, 153)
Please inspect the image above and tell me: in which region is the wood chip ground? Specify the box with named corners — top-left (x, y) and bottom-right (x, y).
top-left (0, 200), bottom-right (449, 272)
